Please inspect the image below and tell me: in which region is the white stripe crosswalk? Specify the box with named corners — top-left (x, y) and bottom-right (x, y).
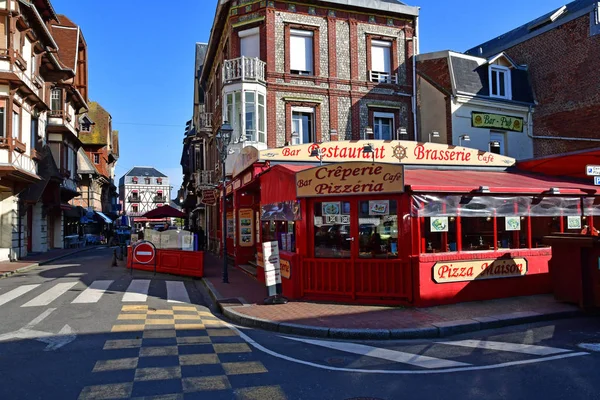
top-left (122, 280), bottom-right (151, 302)
top-left (439, 339), bottom-right (571, 356)
top-left (166, 281), bottom-right (190, 303)
top-left (0, 285), bottom-right (39, 307)
top-left (71, 280), bottom-right (114, 304)
top-left (22, 282), bottom-right (78, 307)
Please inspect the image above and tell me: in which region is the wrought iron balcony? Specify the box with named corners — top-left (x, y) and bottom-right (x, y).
top-left (198, 112), bottom-right (213, 130)
top-left (153, 196), bottom-right (166, 203)
top-left (128, 195), bottom-right (140, 203)
top-left (195, 170), bottom-right (216, 189)
top-left (222, 56), bottom-right (266, 84)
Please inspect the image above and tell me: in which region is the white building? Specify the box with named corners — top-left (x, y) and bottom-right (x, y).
top-left (119, 167), bottom-right (170, 221)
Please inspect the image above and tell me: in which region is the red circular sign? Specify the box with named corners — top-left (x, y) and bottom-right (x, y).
top-left (133, 242), bottom-right (155, 264)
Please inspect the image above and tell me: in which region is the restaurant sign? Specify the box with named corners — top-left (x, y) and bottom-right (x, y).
top-left (295, 162), bottom-right (404, 197)
top-left (471, 112), bottom-right (524, 133)
top-left (232, 146), bottom-right (260, 177)
top-left (200, 189), bottom-right (218, 206)
top-left (259, 140), bottom-right (516, 167)
top-left (433, 257), bottom-right (528, 284)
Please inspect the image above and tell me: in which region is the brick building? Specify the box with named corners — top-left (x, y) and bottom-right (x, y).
top-left (465, 0), bottom-right (600, 157)
top-left (191, 0), bottom-right (419, 250)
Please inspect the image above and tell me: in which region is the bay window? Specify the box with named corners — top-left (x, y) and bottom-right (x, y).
top-left (224, 89), bottom-right (266, 144)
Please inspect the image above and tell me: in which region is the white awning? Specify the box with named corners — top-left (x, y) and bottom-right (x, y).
top-left (95, 211), bottom-right (112, 224)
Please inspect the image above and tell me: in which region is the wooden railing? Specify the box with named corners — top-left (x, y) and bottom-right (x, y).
top-left (302, 258), bottom-right (411, 303)
top-left (0, 137), bottom-right (28, 153)
top-left (222, 56), bottom-right (266, 84)
top-left (14, 51), bottom-right (27, 71)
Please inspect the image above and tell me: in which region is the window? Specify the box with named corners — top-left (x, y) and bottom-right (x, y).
top-left (258, 93), bottom-right (265, 143)
top-left (359, 200), bottom-right (398, 259)
top-left (132, 204), bottom-right (138, 213)
top-left (224, 89), bottom-right (266, 143)
top-left (489, 65), bottom-right (511, 99)
top-left (131, 191), bottom-right (139, 201)
top-left (51, 88), bottom-right (62, 111)
top-left (80, 122), bottom-right (91, 132)
top-left (370, 40), bottom-right (394, 83)
top-left (489, 132), bottom-right (506, 155)
top-left (314, 201), bottom-right (351, 258)
top-left (373, 112), bottom-right (395, 140)
top-left (12, 110), bottom-right (19, 139)
top-left (30, 116), bottom-right (38, 152)
top-left (291, 108), bottom-right (314, 145)
top-left (93, 153), bottom-right (100, 164)
top-left (245, 91), bottom-right (256, 141)
top-left (131, 177), bottom-right (138, 184)
top-left (290, 29), bottom-right (313, 75)
top-left (144, 177), bottom-right (151, 184)
top-left (157, 178), bottom-right (162, 185)
top-left (0, 106), bottom-right (5, 138)
top-left (239, 27), bottom-right (260, 58)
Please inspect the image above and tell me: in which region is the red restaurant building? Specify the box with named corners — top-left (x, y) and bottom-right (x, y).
top-left (219, 140), bottom-right (600, 307)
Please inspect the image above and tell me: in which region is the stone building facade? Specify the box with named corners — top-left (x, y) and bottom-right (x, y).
top-left (465, 1), bottom-right (600, 157)
top-left (191, 0), bottom-right (419, 250)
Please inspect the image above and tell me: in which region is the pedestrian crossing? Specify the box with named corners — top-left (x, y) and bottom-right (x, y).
top-left (0, 279), bottom-right (198, 309)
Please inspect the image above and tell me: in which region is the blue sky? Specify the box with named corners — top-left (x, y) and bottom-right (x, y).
top-left (51, 0), bottom-right (567, 196)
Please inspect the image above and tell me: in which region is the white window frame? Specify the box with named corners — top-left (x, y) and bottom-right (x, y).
top-left (291, 106), bottom-right (315, 145)
top-left (51, 88), bottom-right (62, 111)
top-left (489, 65), bottom-right (511, 100)
top-left (489, 131), bottom-right (506, 155)
top-left (93, 153), bottom-right (100, 164)
top-left (239, 27), bottom-right (260, 59)
top-left (370, 40), bottom-right (395, 83)
top-left (12, 110), bottom-right (19, 140)
top-left (223, 89), bottom-right (267, 144)
top-left (289, 29), bottom-right (314, 76)
top-left (373, 112), bottom-right (395, 140)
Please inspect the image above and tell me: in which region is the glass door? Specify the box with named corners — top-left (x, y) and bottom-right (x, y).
top-left (357, 200), bottom-right (399, 259)
top-left (313, 200), bottom-right (353, 258)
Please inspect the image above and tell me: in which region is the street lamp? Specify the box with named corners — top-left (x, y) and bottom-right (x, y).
top-left (310, 146), bottom-right (325, 166)
top-left (362, 143), bottom-right (375, 163)
top-left (459, 134), bottom-right (470, 146)
top-left (428, 131), bottom-right (440, 142)
top-left (216, 122), bottom-right (233, 283)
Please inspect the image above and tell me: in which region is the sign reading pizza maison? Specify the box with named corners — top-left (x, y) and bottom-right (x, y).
top-left (296, 162), bottom-right (404, 197)
top-left (259, 140), bottom-right (516, 167)
top-left (433, 258), bottom-right (528, 284)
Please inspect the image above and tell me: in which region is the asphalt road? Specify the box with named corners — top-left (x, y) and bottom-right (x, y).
top-left (0, 248), bottom-right (599, 400)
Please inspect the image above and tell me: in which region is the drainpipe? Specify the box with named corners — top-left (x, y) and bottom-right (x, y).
top-left (412, 13), bottom-right (419, 141)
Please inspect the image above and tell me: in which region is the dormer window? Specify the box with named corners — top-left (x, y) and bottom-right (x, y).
top-left (489, 65), bottom-right (511, 99)
top-left (157, 178), bottom-right (163, 185)
top-left (132, 177), bottom-right (138, 184)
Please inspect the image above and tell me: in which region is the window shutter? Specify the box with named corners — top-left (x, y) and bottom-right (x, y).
top-left (0, 17), bottom-right (6, 50)
top-left (240, 28), bottom-right (260, 58)
top-left (290, 29), bottom-right (313, 74)
top-left (371, 40), bottom-right (391, 73)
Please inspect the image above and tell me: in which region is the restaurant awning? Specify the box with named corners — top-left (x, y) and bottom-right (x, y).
top-left (405, 168), bottom-right (599, 195)
top-left (260, 164), bottom-right (312, 204)
top-left (95, 211), bottom-right (113, 224)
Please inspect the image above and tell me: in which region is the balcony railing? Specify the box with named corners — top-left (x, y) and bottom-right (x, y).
top-left (195, 170), bottom-right (216, 189)
top-left (14, 51), bottom-right (27, 72)
top-left (0, 137), bottom-right (28, 153)
top-left (368, 70), bottom-right (398, 84)
top-left (198, 112), bottom-right (213, 130)
top-left (222, 56), bottom-right (266, 84)
top-left (153, 196), bottom-right (166, 203)
top-left (49, 109), bottom-right (72, 122)
top-left (128, 196), bottom-right (140, 203)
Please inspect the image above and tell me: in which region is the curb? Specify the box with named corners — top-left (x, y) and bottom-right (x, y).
top-left (0, 246), bottom-right (104, 280)
top-left (199, 277), bottom-right (585, 340)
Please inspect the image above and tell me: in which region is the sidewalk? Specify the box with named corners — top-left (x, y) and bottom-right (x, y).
top-left (200, 253), bottom-right (583, 340)
top-left (0, 246), bottom-right (103, 279)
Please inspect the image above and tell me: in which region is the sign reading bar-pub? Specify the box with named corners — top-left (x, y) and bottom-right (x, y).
top-left (471, 112), bottom-right (524, 132)
top-left (295, 162), bottom-right (404, 197)
top-left (433, 257), bottom-right (528, 284)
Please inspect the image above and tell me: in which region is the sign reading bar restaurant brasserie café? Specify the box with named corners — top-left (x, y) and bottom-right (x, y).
top-left (296, 162), bottom-right (404, 197)
top-left (433, 258), bottom-right (528, 284)
top-left (259, 140), bottom-right (516, 167)
top-left (471, 112), bottom-right (524, 133)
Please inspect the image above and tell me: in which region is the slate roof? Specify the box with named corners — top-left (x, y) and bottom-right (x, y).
top-left (125, 167), bottom-right (167, 178)
top-left (465, 0), bottom-right (595, 58)
top-left (50, 14), bottom-right (80, 71)
top-left (82, 101), bottom-right (110, 145)
top-left (77, 148), bottom-right (99, 175)
top-left (449, 55), bottom-right (535, 104)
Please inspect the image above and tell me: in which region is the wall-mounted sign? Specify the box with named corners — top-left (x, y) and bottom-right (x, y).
top-left (430, 217), bottom-right (449, 232)
top-left (295, 162), bottom-right (405, 197)
top-left (505, 216), bottom-right (521, 231)
top-left (433, 257), bottom-right (528, 283)
top-left (567, 216), bottom-right (582, 230)
top-left (471, 112), bottom-right (524, 133)
top-left (259, 140), bottom-right (516, 167)
top-left (201, 190), bottom-right (218, 206)
top-left (232, 146), bottom-right (260, 177)
top-left (261, 200), bottom-right (301, 221)
top-left (368, 200), bottom-right (390, 216)
top-left (233, 179), bottom-right (241, 190)
top-left (280, 259), bottom-right (291, 279)
top-left (242, 172), bottom-right (253, 186)
top-left (238, 208), bottom-right (254, 247)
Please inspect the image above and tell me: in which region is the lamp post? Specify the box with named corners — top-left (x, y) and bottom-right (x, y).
top-left (216, 122), bottom-right (233, 283)
top-left (309, 147), bottom-right (325, 166)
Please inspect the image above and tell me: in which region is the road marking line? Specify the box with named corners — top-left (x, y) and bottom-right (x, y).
top-left (283, 336), bottom-right (470, 369)
top-left (72, 280), bottom-right (114, 304)
top-left (25, 308), bottom-right (56, 328)
top-left (22, 282), bottom-right (78, 307)
top-left (223, 322), bottom-right (590, 374)
top-left (166, 281), bottom-right (190, 304)
top-left (0, 284), bottom-right (39, 307)
top-left (122, 280), bottom-right (150, 302)
top-left (439, 339), bottom-right (571, 356)
top-left (578, 343), bottom-right (600, 352)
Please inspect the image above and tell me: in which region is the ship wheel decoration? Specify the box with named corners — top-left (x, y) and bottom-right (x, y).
top-left (392, 144), bottom-right (408, 161)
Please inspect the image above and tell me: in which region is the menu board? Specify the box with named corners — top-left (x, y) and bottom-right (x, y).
top-left (262, 241), bottom-right (282, 290)
top-left (226, 211), bottom-right (234, 239)
top-left (238, 208), bottom-right (254, 247)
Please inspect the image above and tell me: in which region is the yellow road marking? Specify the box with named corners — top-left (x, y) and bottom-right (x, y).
top-left (222, 361), bottom-right (268, 375)
top-left (234, 385), bottom-right (287, 400)
top-left (78, 383), bottom-right (133, 400)
top-left (103, 339), bottom-right (142, 350)
top-left (134, 366), bottom-right (182, 381)
top-left (111, 324), bottom-right (145, 332)
top-left (93, 358), bottom-right (139, 372)
top-left (146, 319), bottom-right (175, 325)
top-left (179, 354), bottom-right (220, 365)
top-left (182, 376), bottom-right (231, 393)
top-left (175, 323), bottom-right (205, 330)
top-left (117, 314), bottom-right (147, 320)
top-left (213, 343), bottom-right (252, 353)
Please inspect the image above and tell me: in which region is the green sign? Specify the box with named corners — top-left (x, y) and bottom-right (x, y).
top-left (472, 112), bottom-right (524, 132)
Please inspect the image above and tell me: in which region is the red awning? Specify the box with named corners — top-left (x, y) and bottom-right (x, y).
top-left (405, 169), bottom-right (599, 195)
top-left (517, 148), bottom-right (600, 179)
top-left (260, 164), bottom-right (313, 204)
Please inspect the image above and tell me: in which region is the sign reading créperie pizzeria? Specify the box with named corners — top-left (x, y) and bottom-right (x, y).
top-left (471, 112), bottom-right (524, 132)
top-left (433, 258), bottom-right (527, 283)
top-left (295, 162), bottom-right (404, 197)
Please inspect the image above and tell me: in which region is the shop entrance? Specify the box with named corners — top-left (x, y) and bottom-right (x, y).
top-left (303, 197), bottom-right (412, 304)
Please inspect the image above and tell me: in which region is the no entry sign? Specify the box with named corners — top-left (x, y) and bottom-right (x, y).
top-left (133, 242), bottom-right (156, 264)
